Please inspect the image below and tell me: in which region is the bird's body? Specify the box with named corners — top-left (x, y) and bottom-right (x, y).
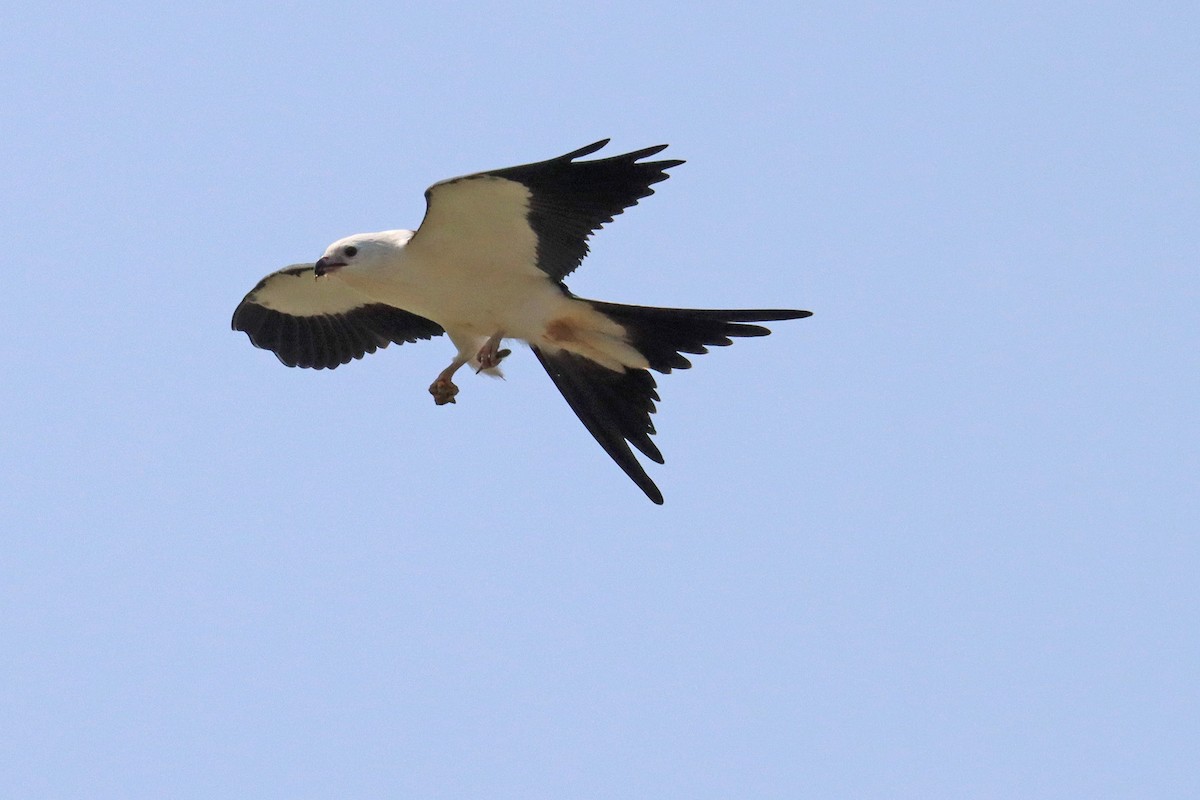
top-left (325, 228), bottom-right (641, 376)
top-left (233, 140), bottom-right (811, 503)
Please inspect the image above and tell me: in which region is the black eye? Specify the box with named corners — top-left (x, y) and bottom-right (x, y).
top-left (344, 245), bottom-right (358, 257)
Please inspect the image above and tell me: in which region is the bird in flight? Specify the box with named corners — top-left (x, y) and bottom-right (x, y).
top-left (232, 140), bottom-right (811, 503)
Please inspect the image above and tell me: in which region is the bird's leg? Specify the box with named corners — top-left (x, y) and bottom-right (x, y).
top-left (475, 333), bottom-right (510, 373)
top-left (429, 357), bottom-right (466, 406)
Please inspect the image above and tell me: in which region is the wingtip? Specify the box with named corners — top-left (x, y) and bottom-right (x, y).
top-left (230, 298), bottom-right (254, 333)
top-left (625, 143), bottom-right (677, 163)
top-left (564, 139), bottom-right (611, 160)
top-left (563, 140), bottom-right (683, 167)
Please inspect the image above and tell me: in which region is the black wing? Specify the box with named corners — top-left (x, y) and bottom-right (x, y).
top-left (231, 264), bottom-right (444, 369)
top-left (411, 140), bottom-right (684, 282)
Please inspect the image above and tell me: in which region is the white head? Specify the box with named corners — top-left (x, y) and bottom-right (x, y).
top-left (313, 230), bottom-right (414, 276)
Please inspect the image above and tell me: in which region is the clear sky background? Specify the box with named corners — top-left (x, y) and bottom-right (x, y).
top-left (2, 2), bottom-right (1196, 798)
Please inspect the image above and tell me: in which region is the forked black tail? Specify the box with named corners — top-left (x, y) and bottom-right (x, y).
top-left (533, 301), bottom-right (811, 504)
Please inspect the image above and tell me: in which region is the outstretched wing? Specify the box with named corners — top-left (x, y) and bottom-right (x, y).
top-left (231, 264), bottom-right (444, 369)
top-left (408, 139), bottom-right (684, 282)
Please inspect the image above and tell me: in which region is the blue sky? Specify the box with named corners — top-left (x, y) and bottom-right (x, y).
top-left (2, 2), bottom-right (1197, 797)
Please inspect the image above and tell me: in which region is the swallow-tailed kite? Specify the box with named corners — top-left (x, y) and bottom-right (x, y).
top-left (232, 140), bottom-right (811, 503)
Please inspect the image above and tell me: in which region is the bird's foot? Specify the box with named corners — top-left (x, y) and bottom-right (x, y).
top-left (475, 338), bottom-right (511, 372)
top-left (429, 378), bottom-right (460, 406)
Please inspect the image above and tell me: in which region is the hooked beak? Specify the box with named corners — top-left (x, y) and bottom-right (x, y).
top-left (314, 256), bottom-right (345, 277)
